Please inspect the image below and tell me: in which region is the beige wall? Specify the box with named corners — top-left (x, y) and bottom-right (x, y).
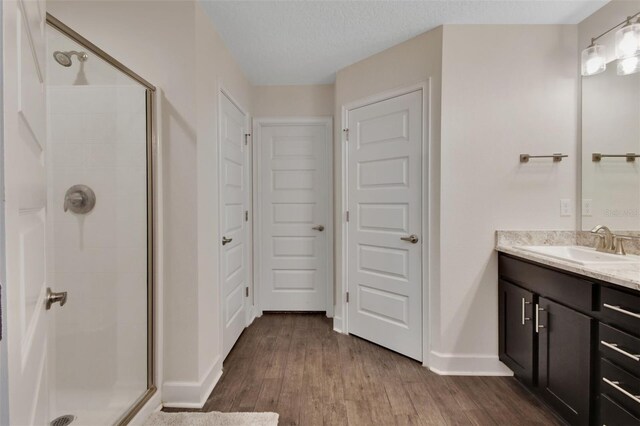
top-left (47, 0), bottom-right (254, 406)
top-left (253, 85), bottom-right (334, 117)
top-left (437, 25), bottom-right (578, 373)
top-left (333, 28), bottom-right (443, 359)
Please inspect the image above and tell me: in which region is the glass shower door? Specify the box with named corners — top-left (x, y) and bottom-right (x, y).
top-left (46, 16), bottom-right (154, 426)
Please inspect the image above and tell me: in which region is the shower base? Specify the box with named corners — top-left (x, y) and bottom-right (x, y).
top-left (51, 384), bottom-right (145, 426)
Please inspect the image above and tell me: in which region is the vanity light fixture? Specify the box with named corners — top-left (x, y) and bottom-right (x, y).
top-left (616, 15), bottom-right (640, 75)
top-left (617, 55), bottom-right (640, 76)
top-left (615, 16), bottom-right (640, 60)
top-left (581, 42), bottom-right (606, 76)
top-left (582, 11), bottom-right (640, 77)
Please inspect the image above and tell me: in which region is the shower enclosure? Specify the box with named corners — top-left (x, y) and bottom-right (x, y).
top-left (45, 15), bottom-right (155, 425)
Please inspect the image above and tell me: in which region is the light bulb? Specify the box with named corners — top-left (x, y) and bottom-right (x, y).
top-left (581, 44), bottom-right (606, 76)
top-left (617, 55), bottom-right (640, 75)
top-left (615, 19), bottom-right (640, 59)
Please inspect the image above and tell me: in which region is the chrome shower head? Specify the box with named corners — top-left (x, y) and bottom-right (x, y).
top-left (53, 51), bottom-right (72, 67)
top-left (53, 50), bottom-right (88, 67)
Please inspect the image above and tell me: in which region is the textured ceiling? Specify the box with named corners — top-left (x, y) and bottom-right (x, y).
top-left (200, 1), bottom-right (608, 86)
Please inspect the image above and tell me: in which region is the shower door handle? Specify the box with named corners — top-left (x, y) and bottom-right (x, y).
top-left (46, 288), bottom-right (68, 310)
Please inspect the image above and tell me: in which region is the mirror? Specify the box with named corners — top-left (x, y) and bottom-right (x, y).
top-left (582, 62), bottom-right (640, 231)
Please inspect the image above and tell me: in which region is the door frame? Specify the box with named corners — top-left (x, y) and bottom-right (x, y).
top-left (252, 116), bottom-right (334, 317)
top-left (340, 82), bottom-right (431, 366)
top-left (217, 85), bottom-right (253, 359)
top-left (0, 2), bottom-right (7, 422)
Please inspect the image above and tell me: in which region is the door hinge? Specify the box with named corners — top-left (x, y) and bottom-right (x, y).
top-left (346, 292), bottom-right (350, 303)
top-left (245, 210), bottom-right (249, 221)
top-left (244, 133), bottom-right (251, 145)
top-left (346, 211), bottom-right (350, 222)
top-left (343, 128), bottom-right (349, 142)
top-left (245, 287), bottom-right (249, 297)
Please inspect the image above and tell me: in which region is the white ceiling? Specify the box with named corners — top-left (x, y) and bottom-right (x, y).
top-left (200, 0), bottom-right (608, 86)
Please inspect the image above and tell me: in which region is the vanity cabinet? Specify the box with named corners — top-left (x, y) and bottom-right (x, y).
top-left (498, 253), bottom-right (640, 426)
top-left (498, 280), bottom-right (534, 384)
top-left (537, 297), bottom-right (594, 425)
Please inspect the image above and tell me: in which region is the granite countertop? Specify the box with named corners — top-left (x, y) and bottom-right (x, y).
top-left (496, 231), bottom-right (640, 292)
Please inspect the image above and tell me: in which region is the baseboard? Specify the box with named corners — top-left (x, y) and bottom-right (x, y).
top-left (428, 351), bottom-right (514, 376)
top-left (333, 316), bottom-right (344, 333)
top-left (247, 305), bottom-right (257, 326)
top-left (162, 356), bottom-right (223, 408)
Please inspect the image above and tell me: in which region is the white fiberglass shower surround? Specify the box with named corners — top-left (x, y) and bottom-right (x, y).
top-left (4, 10), bottom-right (156, 425)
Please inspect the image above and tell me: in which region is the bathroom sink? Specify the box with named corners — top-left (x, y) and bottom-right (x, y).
top-left (515, 245), bottom-right (640, 266)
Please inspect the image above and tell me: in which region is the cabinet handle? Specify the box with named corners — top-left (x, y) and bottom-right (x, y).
top-left (600, 340), bottom-right (640, 361)
top-left (603, 303), bottom-right (640, 320)
top-left (602, 377), bottom-right (640, 405)
top-left (521, 298), bottom-right (531, 325)
top-left (535, 304), bottom-right (545, 333)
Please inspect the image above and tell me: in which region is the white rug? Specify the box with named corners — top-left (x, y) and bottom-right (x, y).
top-left (143, 411), bottom-right (279, 426)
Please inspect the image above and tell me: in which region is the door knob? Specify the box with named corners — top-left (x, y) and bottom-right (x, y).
top-left (46, 288), bottom-right (68, 310)
top-left (222, 236), bottom-right (233, 246)
top-left (312, 225), bottom-right (325, 232)
top-left (400, 234), bottom-right (419, 244)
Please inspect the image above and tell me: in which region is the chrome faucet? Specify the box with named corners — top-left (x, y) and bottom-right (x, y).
top-left (591, 225), bottom-right (614, 253)
top-left (590, 225), bottom-right (632, 255)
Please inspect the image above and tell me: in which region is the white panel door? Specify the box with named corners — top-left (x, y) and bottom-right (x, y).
top-left (347, 90), bottom-right (423, 361)
top-left (220, 93), bottom-right (248, 358)
top-left (259, 121), bottom-right (330, 311)
top-left (3, 0), bottom-right (51, 423)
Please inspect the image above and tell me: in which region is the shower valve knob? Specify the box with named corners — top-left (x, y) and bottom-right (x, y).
top-left (64, 184), bottom-right (96, 214)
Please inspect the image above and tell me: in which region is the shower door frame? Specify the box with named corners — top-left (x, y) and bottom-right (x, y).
top-left (45, 13), bottom-right (158, 426)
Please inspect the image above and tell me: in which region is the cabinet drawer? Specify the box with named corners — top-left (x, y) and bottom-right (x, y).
top-left (601, 394), bottom-right (640, 426)
top-left (601, 358), bottom-right (640, 419)
top-left (600, 323), bottom-right (640, 377)
top-left (601, 287), bottom-right (640, 337)
top-left (499, 255), bottom-right (595, 312)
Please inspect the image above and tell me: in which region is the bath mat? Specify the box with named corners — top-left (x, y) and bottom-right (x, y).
top-left (144, 411), bottom-right (279, 426)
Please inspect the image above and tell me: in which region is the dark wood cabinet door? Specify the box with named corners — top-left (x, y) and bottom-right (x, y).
top-left (499, 279), bottom-right (535, 384)
top-left (538, 297), bottom-right (594, 425)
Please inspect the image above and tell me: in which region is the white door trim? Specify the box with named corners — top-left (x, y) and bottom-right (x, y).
top-left (252, 116), bottom-right (334, 317)
top-left (339, 81), bottom-right (431, 366)
top-left (217, 84), bottom-right (252, 359)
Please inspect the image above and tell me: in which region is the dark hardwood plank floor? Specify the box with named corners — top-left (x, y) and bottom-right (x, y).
top-left (165, 313), bottom-right (562, 425)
